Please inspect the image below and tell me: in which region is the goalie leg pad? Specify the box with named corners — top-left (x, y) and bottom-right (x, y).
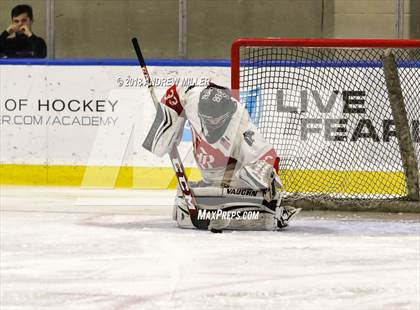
top-left (173, 196), bottom-right (196, 229)
top-left (173, 186), bottom-right (294, 231)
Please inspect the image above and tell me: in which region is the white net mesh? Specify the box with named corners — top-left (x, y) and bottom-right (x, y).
top-left (234, 42), bottom-right (420, 200)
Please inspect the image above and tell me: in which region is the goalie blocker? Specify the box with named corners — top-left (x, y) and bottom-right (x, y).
top-left (173, 185), bottom-right (301, 231)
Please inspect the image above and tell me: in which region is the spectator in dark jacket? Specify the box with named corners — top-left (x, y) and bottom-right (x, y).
top-left (0, 4), bottom-right (46, 58)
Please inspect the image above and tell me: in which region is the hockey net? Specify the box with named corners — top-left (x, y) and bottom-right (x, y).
top-left (231, 38), bottom-right (420, 210)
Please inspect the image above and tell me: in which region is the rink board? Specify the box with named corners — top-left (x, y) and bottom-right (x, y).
top-left (0, 60), bottom-right (228, 189)
top-left (0, 59), bottom-right (416, 195)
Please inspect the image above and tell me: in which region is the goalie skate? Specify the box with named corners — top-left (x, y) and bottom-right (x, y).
top-left (276, 206), bottom-right (301, 228)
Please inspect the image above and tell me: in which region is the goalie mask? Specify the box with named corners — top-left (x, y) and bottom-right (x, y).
top-left (198, 86), bottom-right (237, 143)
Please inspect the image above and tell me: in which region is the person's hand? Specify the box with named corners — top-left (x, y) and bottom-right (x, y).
top-left (6, 23), bottom-right (19, 34)
top-left (19, 24), bottom-right (33, 37)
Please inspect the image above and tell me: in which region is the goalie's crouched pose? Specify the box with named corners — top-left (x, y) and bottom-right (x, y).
top-left (143, 83), bottom-right (300, 231)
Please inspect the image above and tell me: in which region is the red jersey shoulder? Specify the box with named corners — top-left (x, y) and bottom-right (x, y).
top-left (161, 85), bottom-right (183, 115)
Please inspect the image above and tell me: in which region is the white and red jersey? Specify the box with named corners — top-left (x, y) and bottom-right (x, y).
top-left (159, 83), bottom-right (280, 185)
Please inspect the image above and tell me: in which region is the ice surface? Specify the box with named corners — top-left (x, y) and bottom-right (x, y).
top-left (1, 186), bottom-right (419, 310)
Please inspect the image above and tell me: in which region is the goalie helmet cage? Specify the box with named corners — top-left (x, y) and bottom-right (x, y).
top-left (231, 38), bottom-right (420, 212)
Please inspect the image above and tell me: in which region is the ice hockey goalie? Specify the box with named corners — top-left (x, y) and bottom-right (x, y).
top-left (142, 82), bottom-right (300, 231)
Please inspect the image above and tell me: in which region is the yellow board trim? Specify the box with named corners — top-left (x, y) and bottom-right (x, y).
top-left (0, 164), bottom-right (202, 189)
top-left (0, 164), bottom-right (407, 195)
top-left (280, 170), bottom-right (406, 196)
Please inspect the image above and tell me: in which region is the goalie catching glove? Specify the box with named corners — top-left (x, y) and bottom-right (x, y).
top-left (236, 160), bottom-right (282, 202)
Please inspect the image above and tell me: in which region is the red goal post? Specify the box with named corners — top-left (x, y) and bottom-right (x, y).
top-left (231, 38), bottom-right (420, 212)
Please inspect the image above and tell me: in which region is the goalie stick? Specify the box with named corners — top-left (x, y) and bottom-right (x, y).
top-left (131, 37), bottom-right (208, 230)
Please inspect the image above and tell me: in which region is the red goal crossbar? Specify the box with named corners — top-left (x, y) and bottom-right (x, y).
top-left (231, 38), bottom-right (420, 90)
